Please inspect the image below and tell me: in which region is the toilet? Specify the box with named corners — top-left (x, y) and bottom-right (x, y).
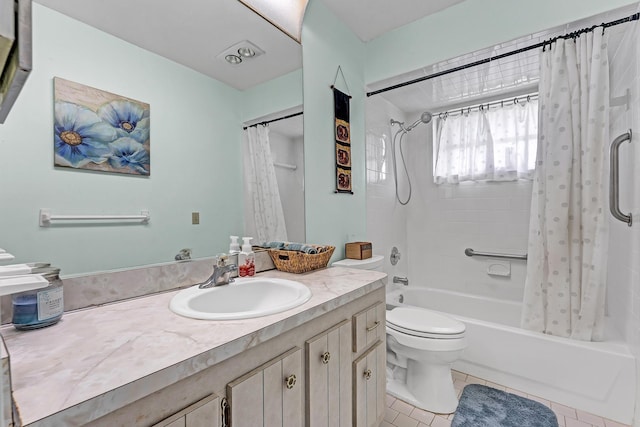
top-left (331, 254), bottom-right (385, 272)
top-left (332, 255), bottom-right (466, 413)
top-left (386, 307), bottom-right (466, 414)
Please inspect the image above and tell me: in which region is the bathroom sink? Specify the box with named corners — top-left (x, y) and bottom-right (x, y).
top-left (169, 277), bottom-right (312, 320)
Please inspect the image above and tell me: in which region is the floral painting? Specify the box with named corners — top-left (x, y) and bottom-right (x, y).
top-left (53, 77), bottom-right (150, 175)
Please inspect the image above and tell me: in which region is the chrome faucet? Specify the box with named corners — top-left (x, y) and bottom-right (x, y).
top-left (197, 254), bottom-right (238, 288)
top-left (393, 276), bottom-right (409, 286)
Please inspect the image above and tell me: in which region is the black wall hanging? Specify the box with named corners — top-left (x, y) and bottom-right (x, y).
top-left (331, 66), bottom-right (353, 194)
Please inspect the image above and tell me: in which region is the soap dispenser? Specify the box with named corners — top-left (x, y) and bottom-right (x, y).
top-left (238, 237), bottom-right (255, 277)
top-left (229, 236), bottom-right (240, 254)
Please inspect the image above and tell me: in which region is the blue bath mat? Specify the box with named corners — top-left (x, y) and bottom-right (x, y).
top-left (452, 384), bottom-right (558, 427)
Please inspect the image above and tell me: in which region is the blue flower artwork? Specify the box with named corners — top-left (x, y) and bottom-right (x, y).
top-left (53, 77), bottom-right (151, 175)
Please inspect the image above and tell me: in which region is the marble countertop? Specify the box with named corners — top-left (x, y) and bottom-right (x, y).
top-left (1, 267), bottom-right (386, 426)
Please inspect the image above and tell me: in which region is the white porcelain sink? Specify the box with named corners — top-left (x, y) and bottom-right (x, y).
top-left (169, 277), bottom-right (312, 320)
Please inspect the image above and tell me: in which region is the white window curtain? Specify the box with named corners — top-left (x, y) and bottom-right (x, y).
top-left (433, 99), bottom-right (538, 184)
top-left (521, 31), bottom-right (610, 341)
top-left (245, 126), bottom-right (288, 243)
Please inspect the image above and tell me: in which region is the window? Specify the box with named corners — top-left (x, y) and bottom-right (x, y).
top-left (366, 132), bottom-right (388, 184)
top-left (433, 97), bottom-right (538, 184)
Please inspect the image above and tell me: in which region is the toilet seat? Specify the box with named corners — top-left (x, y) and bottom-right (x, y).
top-left (387, 307), bottom-right (465, 339)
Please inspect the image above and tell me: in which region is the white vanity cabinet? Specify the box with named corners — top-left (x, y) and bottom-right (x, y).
top-left (305, 319), bottom-right (353, 427)
top-left (151, 394), bottom-right (220, 427)
top-left (227, 347), bottom-right (303, 427)
top-left (81, 285), bottom-right (386, 427)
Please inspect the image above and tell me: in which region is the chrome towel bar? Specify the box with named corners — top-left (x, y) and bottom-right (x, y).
top-left (464, 248), bottom-right (527, 261)
top-left (610, 130), bottom-right (633, 227)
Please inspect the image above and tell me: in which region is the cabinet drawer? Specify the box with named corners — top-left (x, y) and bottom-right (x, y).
top-left (352, 302), bottom-right (385, 353)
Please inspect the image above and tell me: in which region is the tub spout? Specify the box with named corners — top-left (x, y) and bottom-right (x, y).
top-left (393, 276), bottom-right (409, 286)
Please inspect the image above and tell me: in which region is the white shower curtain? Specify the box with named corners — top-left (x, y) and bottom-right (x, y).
top-left (522, 32), bottom-right (610, 341)
top-left (245, 126), bottom-right (288, 243)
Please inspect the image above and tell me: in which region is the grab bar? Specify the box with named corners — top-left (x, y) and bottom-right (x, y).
top-left (610, 130), bottom-right (633, 227)
top-left (464, 248), bottom-right (527, 261)
top-left (39, 209), bottom-right (150, 226)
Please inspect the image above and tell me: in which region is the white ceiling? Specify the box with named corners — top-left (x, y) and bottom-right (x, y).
top-left (34, 0), bottom-right (302, 90)
top-left (34, 0), bottom-right (468, 91)
top-left (321, 0), bottom-right (466, 42)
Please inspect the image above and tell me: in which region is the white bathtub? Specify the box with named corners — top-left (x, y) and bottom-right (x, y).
top-left (386, 287), bottom-right (636, 425)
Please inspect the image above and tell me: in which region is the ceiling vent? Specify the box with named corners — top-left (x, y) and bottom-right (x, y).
top-left (216, 40), bottom-right (265, 65)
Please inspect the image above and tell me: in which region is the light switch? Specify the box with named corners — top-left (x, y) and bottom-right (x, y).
top-left (192, 212), bottom-right (200, 225)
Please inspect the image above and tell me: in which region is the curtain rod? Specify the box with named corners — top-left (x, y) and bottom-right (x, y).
top-left (367, 12), bottom-right (640, 98)
top-left (434, 92), bottom-right (539, 119)
top-left (243, 111), bottom-right (303, 130)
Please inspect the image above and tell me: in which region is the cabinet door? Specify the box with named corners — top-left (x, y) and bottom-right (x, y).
top-left (352, 302), bottom-right (385, 353)
top-left (227, 347), bottom-right (303, 427)
top-left (306, 319), bottom-right (352, 427)
top-left (151, 394), bottom-right (219, 427)
top-left (353, 340), bottom-right (385, 427)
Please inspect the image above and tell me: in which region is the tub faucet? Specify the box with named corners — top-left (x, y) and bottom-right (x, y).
top-left (197, 254), bottom-right (238, 288)
top-left (393, 276), bottom-right (409, 286)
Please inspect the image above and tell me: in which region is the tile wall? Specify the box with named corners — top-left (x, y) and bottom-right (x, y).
top-left (608, 13), bottom-right (640, 427)
top-left (365, 96), bottom-right (410, 283)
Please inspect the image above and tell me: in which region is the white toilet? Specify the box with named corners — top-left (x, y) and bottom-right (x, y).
top-left (386, 307), bottom-right (466, 414)
top-left (331, 254), bottom-right (384, 272)
top-left (332, 255), bottom-right (466, 413)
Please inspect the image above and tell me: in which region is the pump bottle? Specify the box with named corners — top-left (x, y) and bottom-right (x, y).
top-left (238, 237), bottom-right (255, 277)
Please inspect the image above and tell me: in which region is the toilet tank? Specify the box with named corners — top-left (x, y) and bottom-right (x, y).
top-left (332, 255), bottom-right (384, 271)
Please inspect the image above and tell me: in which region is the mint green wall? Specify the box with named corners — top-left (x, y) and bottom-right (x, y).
top-left (0, 4), bottom-right (244, 275)
top-left (366, 0), bottom-right (639, 84)
top-left (302, 0), bottom-right (366, 260)
top-left (241, 69), bottom-right (303, 122)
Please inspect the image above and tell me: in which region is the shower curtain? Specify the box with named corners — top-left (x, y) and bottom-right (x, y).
top-left (522, 32), bottom-right (610, 341)
top-left (245, 125), bottom-right (288, 243)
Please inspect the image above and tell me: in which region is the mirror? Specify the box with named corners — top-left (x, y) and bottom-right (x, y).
top-left (242, 111), bottom-right (305, 244)
top-left (0, 0), bottom-right (303, 276)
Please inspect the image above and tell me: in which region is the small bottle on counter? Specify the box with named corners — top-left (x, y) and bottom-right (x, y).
top-left (238, 237), bottom-right (255, 277)
top-left (12, 268), bottom-right (64, 330)
top-left (229, 236), bottom-right (241, 254)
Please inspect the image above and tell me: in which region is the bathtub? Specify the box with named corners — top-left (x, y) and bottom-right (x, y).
top-left (386, 287), bottom-right (636, 425)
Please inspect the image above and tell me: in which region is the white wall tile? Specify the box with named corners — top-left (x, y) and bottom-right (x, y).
top-left (607, 15), bottom-right (640, 427)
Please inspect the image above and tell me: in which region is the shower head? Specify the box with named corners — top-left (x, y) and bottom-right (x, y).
top-left (390, 111), bottom-right (433, 132)
top-left (420, 111), bottom-right (433, 123)
top-left (405, 111), bottom-right (433, 131)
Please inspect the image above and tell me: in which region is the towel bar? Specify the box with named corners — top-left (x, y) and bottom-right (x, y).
top-left (39, 209), bottom-right (150, 226)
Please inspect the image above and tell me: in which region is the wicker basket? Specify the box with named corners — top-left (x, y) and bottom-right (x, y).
top-left (268, 245), bottom-right (335, 274)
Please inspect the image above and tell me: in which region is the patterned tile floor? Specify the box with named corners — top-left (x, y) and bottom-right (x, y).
top-left (381, 370), bottom-right (631, 427)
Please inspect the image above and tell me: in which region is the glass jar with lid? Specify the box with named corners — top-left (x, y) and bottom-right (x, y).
top-left (12, 268), bottom-right (64, 330)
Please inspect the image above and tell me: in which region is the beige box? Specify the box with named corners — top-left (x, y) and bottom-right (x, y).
top-left (345, 242), bottom-right (372, 260)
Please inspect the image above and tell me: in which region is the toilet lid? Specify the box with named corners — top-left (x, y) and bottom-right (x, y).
top-left (387, 307), bottom-right (465, 337)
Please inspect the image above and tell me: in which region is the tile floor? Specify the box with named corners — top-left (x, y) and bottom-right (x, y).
top-left (381, 370), bottom-right (631, 427)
